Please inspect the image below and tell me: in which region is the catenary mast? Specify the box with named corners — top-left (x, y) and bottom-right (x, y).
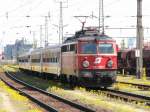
top-left (136, 0), bottom-right (143, 79)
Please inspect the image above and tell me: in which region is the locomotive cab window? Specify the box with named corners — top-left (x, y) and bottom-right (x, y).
top-left (98, 43), bottom-right (114, 54)
top-left (80, 42), bottom-right (96, 54)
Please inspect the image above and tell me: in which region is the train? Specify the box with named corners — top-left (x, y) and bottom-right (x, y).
top-left (117, 47), bottom-right (150, 77)
top-left (18, 27), bottom-right (118, 87)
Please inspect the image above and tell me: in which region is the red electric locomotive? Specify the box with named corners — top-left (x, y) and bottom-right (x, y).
top-left (61, 27), bottom-right (118, 87)
top-left (19, 27), bottom-right (118, 88)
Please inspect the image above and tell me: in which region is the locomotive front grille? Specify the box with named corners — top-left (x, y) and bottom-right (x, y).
top-left (79, 70), bottom-right (116, 87)
top-left (79, 70), bottom-right (116, 77)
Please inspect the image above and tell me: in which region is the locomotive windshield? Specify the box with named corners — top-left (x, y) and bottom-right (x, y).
top-left (79, 41), bottom-right (114, 54)
top-left (80, 42), bottom-right (96, 54)
top-left (98, 43), bottom-right (114, 54)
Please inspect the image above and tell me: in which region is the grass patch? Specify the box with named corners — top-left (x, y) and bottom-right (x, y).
top-left (47, 86), bottom-right (149, 112)
top-left (0, 96), bottom-right (3, 103)
top-left (2, 65), bottom-right (19, 73)
top-left (0, 109), bottom-right (8, 112)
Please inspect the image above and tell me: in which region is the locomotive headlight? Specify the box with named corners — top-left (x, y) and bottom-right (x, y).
top-left (107, 60), bottom-right (113, 68)
top-left (82, 60), bottom-right (90, 68)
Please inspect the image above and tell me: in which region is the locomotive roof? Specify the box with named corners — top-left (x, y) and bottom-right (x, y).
top-left (64, 29), bottom-right (114, 43)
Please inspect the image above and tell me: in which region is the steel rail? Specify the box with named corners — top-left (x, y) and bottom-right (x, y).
top-left (116, 81), bottom-right (150, 89)
top-left (103, 88), bottom-right (150, 106)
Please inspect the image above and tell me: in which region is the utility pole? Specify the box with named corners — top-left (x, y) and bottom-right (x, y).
top-left (98, 0), bottom-right (105, 34)
top-left (55, 0), bottom-right (68, 44)
top-left (40, 25), bottom-right (43, 74)
top-left (40, 25), bottom-right (43, 47)
top-left (136, 0), bottom-right (143, 79)
top-left (98, 0), bottom-right (101, 33)
top-left (44, 11), bottom-right (51, 47)
top-left (45, 16), bottom-right (48, 47)
top-left (32, 31), bottom-right (37, 49)
top-left (59, 1), bottom-right (63, 44)
top-left (101, 0), bottom-right (104, 34)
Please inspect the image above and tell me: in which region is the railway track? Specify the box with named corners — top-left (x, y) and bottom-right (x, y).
top-left (100, 88), bottom-right (150, 106)
top-left (2, 66), bottom-right (150, 110)
top-left (116, 81), bottom-right (150, 90)
top-left (0, 70), bottom-right (96, 112)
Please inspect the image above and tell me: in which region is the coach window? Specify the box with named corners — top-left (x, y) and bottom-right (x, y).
top-left (51, 58), bottom-right (53, 62)
top-left (70, 44), bottom-right (75, 51)
top-left (55, 57), bottom-right (57, 63)
top-left (61, 45), bottom-right (67, 52)
top-left (37, 59), bottom-right (39, 62)
top-left (43, 58), bottom-right (45, 62)
top-left (25, 59), bottom-right (28, 62)
top-left (53, 58), bottom-right (55, 62)
top-left (31, 59), bottom-right (34, 62)
top-left (46, 58), bottom-right (48, 62)
top-left (67, 45), bottom-right (70, 51)
top-left (57, 55), bottom-right (59, 62)
top-left (49, 58), bottom-right (51, 62)
top-left (47, 58), bottom-right (49, 62)
top-left (54, 58), bottom-right (56, 63)
top-left (53, 58), bottom-right (55, 63)
top-left (55, 58), bottom-right (57, 62)
top-left (56, 57), bottom-right (58, 62)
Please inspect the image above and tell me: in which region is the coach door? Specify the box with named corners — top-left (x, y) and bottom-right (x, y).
top-left (61, 44), bottom-right (76, 76)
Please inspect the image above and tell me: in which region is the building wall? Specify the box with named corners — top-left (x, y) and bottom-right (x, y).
top-left (4, 39), bottom-right (32, 60)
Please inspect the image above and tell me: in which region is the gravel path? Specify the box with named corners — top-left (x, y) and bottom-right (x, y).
top-left (0, 91), bottom-right (16, 112)
top-left (0, 80), bottom-right (45, 112)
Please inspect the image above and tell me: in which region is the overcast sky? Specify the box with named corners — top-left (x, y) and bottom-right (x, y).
top-left (0, 0), bottom-right (150, 49)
